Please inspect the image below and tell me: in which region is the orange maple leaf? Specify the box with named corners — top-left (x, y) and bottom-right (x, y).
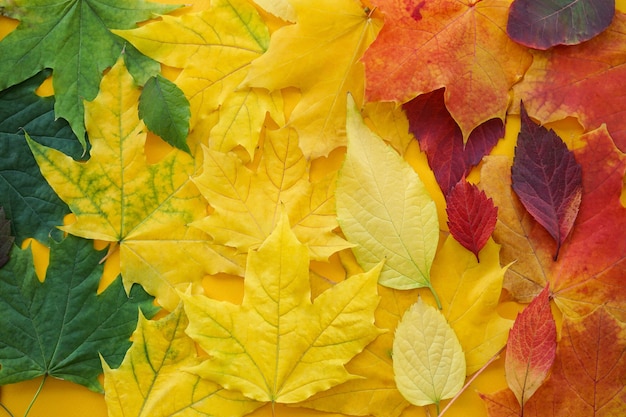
top-left (363, 0), bottom-right (531, 139)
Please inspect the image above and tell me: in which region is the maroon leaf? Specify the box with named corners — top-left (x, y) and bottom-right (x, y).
top-left (404, 88), bottom-right (503, 195)
top-left (0, 207), bottom-right (13, 269)
top-left (507, 0), bottom-right (615, 50)
top-left (446, 179), bottom-right (498, 262)
top-left (511, 103), bottom-right (582, 261)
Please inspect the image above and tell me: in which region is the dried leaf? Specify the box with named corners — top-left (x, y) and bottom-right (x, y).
top-left (505, 285), bottom-right (556, 407)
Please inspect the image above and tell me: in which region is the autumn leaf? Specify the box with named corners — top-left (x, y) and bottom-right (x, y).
top-left (114, 0), bottom-right (283, 158)
top-left (0, 0), bottom-right (177, 147)
top-left (364, 0), bottom-right (531, 139)
top-left (139, 74), bottom-right (191, 153)
top-left (337, 95), bottom-right (441, 305)
top-left (26, 58), bottom-right (243, 311)
top-left (480, 126), bottom-right (626, 319)
top-left (431, 236), bottom-right (512, 374)
top-left (507, 0), bottom-right (615, 49)
top-left (181, 212), bottom-right (384, 404)
top-left (505, 285), bottom-right (556, 408)
top-left (0, 235), bottom-right (158, 392)
top-left (243, 0), bottom-right (382, 158)
top-left (512, 12), bottom-right (626, 152)
top-left (481, 306), bottom-right (626, 417)
top-left (446, 180), bottom-right (498, 262)
top-left (393, 297), bottom-right (466, 408)
top-left (363, 101), bottom-right (414, 155)
top-left (404, 88), bottom-right (504, 195)
top-left (0, 70), bottom-right (78, 245)
top-left (511, 103), bottom-right (582, 260)
top-left (103, 305), bottom-right (262, 417)
top-left (191, 126), bottom-right (350, 261)
top-left (253, 0), bottom-right (296, 22)
top-left (0, 207), bottom-right (12, 269)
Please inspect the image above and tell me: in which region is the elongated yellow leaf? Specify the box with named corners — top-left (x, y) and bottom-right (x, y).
top-left (181, 212), bottom-right (383, 404)
top-left (393, 297), bottom-right (466, 407)
top-left (27, 58), bottom-right (243, 310)
top-left (103, 306), bottom-right (262, 417)
top-left (337, 95), bottom-right (440, 304)
top-left (114, 0), bottom-right (283, 158)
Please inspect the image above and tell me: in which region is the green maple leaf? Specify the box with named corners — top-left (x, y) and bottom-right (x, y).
top-left (0, 235), bottom-right (159, 392)
top-left (0, 0), bottom-right (179, 147)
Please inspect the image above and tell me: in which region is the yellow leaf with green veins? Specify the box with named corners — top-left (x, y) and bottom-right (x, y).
top-left (393, 297), bottom-right (466, 408)
top-left (27, 58), bottom-right (244, 310)
top-left (337, 95), bottom-right (441, 305)
top-left (192, 126), bottom-right (351, 261)
top-left (181, 212), bottom-right (384, 404)
top-left (103, 305), bottom-right (262, 417)
top-left (243, 0), bottom-right (382, 158)
top-left (114, 0), bottom-right (283, 158)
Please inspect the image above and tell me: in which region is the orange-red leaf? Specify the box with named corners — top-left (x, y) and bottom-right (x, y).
top-left (446, 180), bottom-right (498, 262)
top-left (504, 284), bottom-right (556, 407)
top-left (512, 13), bottom-right (626, 152)
top-left (364, 0), bottom-right (531, 139)
top-left (482, 306), bottom-right (626, 417)
top-left (404, 89), bottom-right (503, 195)
top-left (511, 103), bottom-right (582, 260)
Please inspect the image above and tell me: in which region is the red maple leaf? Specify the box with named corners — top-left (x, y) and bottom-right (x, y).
top-left (403, 88), bottom-right (503, 195)
top-left (364, 0), bottom-right (531, 139)
top-left (513, 12), bottom-right (626, 152)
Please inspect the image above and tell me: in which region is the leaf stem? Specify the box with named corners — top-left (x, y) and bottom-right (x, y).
top-left (438, 345), bottom-right (506, 417)
top-left (429, 285), bottom-right (442, 309)
top-left (0, 402), bottom-right (15, 417)
top-left (23, 374), bottom-right (47, 417)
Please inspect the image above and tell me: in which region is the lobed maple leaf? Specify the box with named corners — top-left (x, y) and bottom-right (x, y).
top-left (504, 285), bottom-right (556, 408)
top-left (114, 0), bottom-right (283, 159)
top-left (507, 0), bottom-right (615, 49)
top-left (0, 0), bottom-right (177, 147)
top-left (191, 126), bottom-right (350, 261)
top-left (181, 212), bottom-right (384, 404)
top-left (482, 306), bottom-right (626, 417)
top-left (0, 207), bottom-right (12, 268)
top-left (480, 125), bottom-right (626, 319)
top-left (0, 235), bottom-right (158, 392)
top-left (26, 58), bottom-right (244, 311)
top-left (103, 305), bottom-right (262, 417)
top-left (511, 103), bottom-right (582, 260)
top-left (512, 12), bottom-right (626, 152)
top-left (364, 0), bottom-right (532, 140)
top-left (243, 0), bottom-right (382, 158)
top-left (404, 88), bottom-right (504, 195)
top-left (446, 180), bottom-right (498, 262)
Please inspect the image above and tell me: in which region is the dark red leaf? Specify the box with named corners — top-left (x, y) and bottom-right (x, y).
top-left (404, 89), bottom-right (503, 195)
top-left (0, 207), bottom-right (13, 269)
top-left (507, 0), bottom-right (615, 50)
top-left (511, 103), bottom-right (582, 260)
top-left (446, 179), bottom-right (498, 262)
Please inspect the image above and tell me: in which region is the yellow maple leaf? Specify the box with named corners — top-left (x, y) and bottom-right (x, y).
top-left (26, 58), bottom-right (244, 310)
top-left (191, 126), bottom-right (351, 261)
top-left (114, 0), bottom-right (283, 159)
top-left (181, 212), bottom-right (384, 404)
top-left (103, 305), bottom-right (263, 417)
top-left (243, 0), bottom-right (382, 158)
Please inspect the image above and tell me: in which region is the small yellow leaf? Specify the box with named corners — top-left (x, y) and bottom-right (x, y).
top-left (103, 306), bottom-right (262, 417)
top-left (181, 212), bottom-right (384, 404)
top-left (393, 297), bottom-right (466, 407)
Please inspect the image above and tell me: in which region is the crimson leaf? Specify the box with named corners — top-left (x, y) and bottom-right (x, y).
top-left (446, 179), bottom-right (498, 262)
top-left (511, 102), bottom-right (582, 261)
top-left (507, 0), bottom-right (615, 50)
top-left (404, 89), bottom-right (503, 195)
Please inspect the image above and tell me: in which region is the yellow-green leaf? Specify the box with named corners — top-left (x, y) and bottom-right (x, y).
top-left (181, 212), bottom-right (384, 404)
top-left (114, 0), bottom-right (283, 158)
top-left (393, 297), bottom-right (466, 407)
top-left (192, 126), bottom-right (351, 261)
top-left (27, 58), bottom-right (243, 310)
top-left (103, 305), bottom-right (262, 417)
top-left (243, 0), bottom-right (382, 158)
top-left (337, 95), bottom-right (440, 304)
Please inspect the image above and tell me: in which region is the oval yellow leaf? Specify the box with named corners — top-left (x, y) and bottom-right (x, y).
top-left (393, 297), bottom-right (466, 407)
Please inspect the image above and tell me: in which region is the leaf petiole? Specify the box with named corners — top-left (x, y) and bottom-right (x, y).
top-left (23, 374), bottom-right (47, 417)
top-left (429, 284), bottom-right (442, 310)
top-left (0, 401), bottom-right (15, 417)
